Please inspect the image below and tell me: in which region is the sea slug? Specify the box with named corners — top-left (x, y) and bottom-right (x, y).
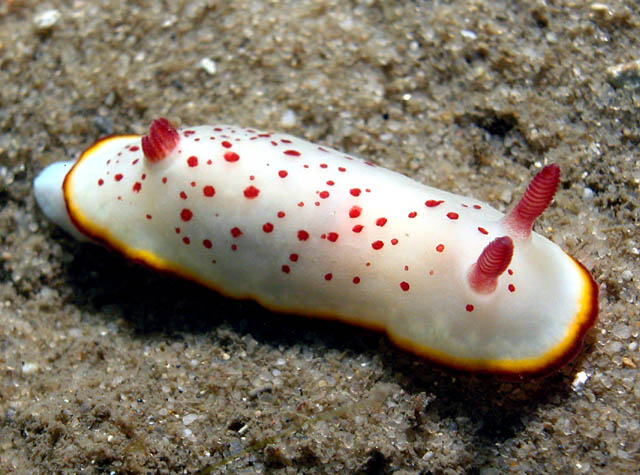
top-left (34, 118), bottom-right (598, 380)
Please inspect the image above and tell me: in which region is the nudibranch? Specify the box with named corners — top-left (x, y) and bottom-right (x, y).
top-left (34, 118), bottom-right (598, 380)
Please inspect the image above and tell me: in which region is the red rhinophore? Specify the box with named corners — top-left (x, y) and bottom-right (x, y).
top-left (141, 117), bottom-right (180, 162)
top-left (468, 236), bottom-right (514, 294)
top-left (503, 164), bottom-right (560, 239)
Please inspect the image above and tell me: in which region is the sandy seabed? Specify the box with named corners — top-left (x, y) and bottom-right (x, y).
top-left (0, 1), bottom-right (638, 473)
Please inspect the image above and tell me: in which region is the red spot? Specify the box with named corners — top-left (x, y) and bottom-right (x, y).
top-left (278, 170), bottom-right (288, 178)
top-left (221, 140), bottom-right (232, 148)
top-left (320, 163), bottom-right (328, 169)
top-left (327, 232), bottom-right (339, 242)
top-left (352, 224), bottom-right (364, 233)
top-left (353, 276), bottom-right (360, 284)
top-left (289, 253), bottom-right (298, 262)
top-left (425, 199), bottom-right (444, 207)
top-left (180, 209), bottom-right (193, 222)
top-left (324, 273), bottom-right (333, 281)
top-left (400, 281), bottom-right (410, 292)
top-left (230, 227), bottom-right (243, 238)
top-left (508, 269), bottom-right (514, 275)
top-left (391, 238), bottom-right (398, 245)
top-left (231, 244), bottom-right (238, 251)
top-left (376, 217), bottom-right (387, 227)
top-left (466, 304), bottom-right (474, 312)
top-left (180, 191), bottom-right (187, 200)
top-left (298, 201), bottom-right (304, 207)
top-left (447, 212), bottom-right (459, 220)
top-left (350, 188), bottom-right (361, 197)
top-left (184, 130), bottom-right (195, 137)
top-left (404, 265), bottom-right (409, 271)
top-left (314, 201), bottom-right (320, 207)
top-left (146, 214), bottom-right (152, 220)
top-left (224, 151), bottom-right (239, 162)
top-left (262, 222), bottom-right (274, 233)
top-left (249, 175), bottom-right (255, 181)
top-left (319, 191), bottom-right (330, 199)
top-left (277, 211), bottom-right (286, 218)
top-left (130, 146), bottom-right (139, 152)
top-left (182, 237), bottom-right (191, 244)
top-left (187, 156), bottom-right (198, 167)
top-left (219, 152), bottom-right (240, 162)
top-left (98, 178), bottom-right (104, 186)
top-left (508, 284), bottom-right (516, 292)
top-left (162, 177), bottom-right (167, 184)
top-left (190, 181), bottom-right (196, 187)
top-left (371, 240), bottom-right (384, 250)
top-left (297, 230), bottom-right (310, 241)
top-left (203, 239), bottom-right (212, 249)
top-left (207, 159), bottom-right (212, 165)
top-left (478, 227), bottom-right (488, 235)
top-left (244, 186), bottom-right (260, 199)
top-left (436, 244), bottom-right (445, 252)
top-left (338, 167), bottom-right (346, 172)
top-left (408, 211), bottom-right (417, 218)
top-left (132, 159), bottom-right (139, 165)
top-left (203, 185), bottom-right (215, 197)
top-left (321, 233), bottom-right (327, 239)
top-left (114, 174), bottom-right (123, 181)
top-left (473, 204), bottom-right (482, 209)
top-left (284, 150), bottom-right (300, 156)
top-left (282, 265), bottom-right (291, 274)
top-left (326, 180), bottom-right (334, 185)
top-left (281, 139), bottom-right (292, 144)
top-left (141, 173), bottom-right (146, 180)
top-left (132, 182), bottom-right (142, 193)
top-left (175, 227), bottom-right (180, 234)
top-left (349, 206), bottom-right (362, 218)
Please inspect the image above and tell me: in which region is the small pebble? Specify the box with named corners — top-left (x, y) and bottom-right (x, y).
top-left (198, 57), bottom-right (217, 75)
top-left (280, 109), bottom-right (297, 127)
top-left (183, 414), bottom-right (198, 425)
top-left (21, 362), bottom-right (38, 374)
top-left (607, 59), bottom-right (640, 88)
top-left (499, 189), bottom-right (512, 203)
top-left (460, 29), bottom-right (477, 40)
top-left (571, 371), bottom-right (589, 391)
top-left (583, 187), bottom-right (594, 200)
top-left (34, 9), bottom-right (61, 30)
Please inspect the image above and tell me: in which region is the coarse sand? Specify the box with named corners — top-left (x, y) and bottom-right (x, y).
top-left (0, 0), bottom-right (638, 473)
